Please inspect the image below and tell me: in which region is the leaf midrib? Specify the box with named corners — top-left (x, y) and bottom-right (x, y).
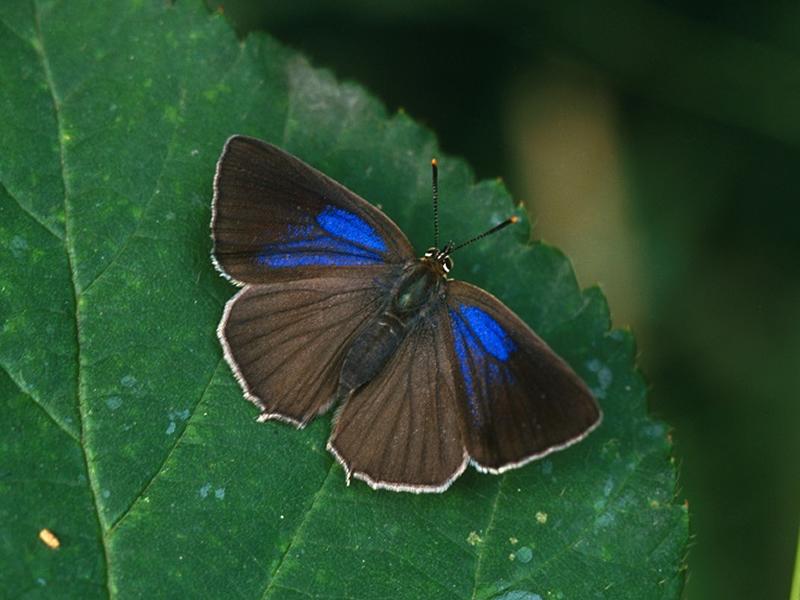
top-left (32, 0), bottom-right (112, 596)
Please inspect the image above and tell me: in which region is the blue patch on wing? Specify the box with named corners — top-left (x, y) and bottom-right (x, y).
top-left (449, 305), bottom-right (517, 425)
top-left (316, 206), bottom-right (387, 252)
top-left (258, 205), bottom-right (387, 268)
top-left (459, 305), bottom-right (516, 360)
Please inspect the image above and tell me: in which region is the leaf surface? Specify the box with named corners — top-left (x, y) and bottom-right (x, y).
top-left (0, 2), bottom-right (687, 598)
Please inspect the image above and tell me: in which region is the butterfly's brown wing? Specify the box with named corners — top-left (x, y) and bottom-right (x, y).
top-left (445, 280), bottom-right (602, 473)
top-left (212, 136), bottom-right (414, 285)
top-left (327, 304), bottom-right (468, 492)
top-left (220, 269), bottom-right (397, 425)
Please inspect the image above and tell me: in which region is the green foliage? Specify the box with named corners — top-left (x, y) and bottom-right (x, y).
top-left (0, 1), bottom-right (686, 597)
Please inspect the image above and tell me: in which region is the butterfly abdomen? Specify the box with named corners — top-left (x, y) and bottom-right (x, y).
top-left (338, 315), bottom-right (405, 399)
top-left (337, 260), bottom-right (444, 400)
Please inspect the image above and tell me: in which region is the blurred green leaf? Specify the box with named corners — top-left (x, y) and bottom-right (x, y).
top-left (0, 1), bottom-right (686, 598)
top-left (792, 527), bottom-right (800, 600)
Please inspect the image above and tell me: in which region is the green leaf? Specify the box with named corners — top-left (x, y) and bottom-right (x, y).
top-left (792, 525), bottom-right (800, 600)
top-left (0, 1), bottom-right (687, 598)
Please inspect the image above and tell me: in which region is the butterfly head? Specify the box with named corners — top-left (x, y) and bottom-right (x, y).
top-left (423, 245), bottom-right (455, 276)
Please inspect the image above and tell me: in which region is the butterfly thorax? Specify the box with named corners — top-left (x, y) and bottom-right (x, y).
top-left (336, 260), bottom-right (445, 401)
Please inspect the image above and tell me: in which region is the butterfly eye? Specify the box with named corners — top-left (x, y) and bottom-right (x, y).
top-left (443, 256), bottom-right (454, 273)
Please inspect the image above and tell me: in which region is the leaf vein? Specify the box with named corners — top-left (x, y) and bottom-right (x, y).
top-left (32, 1), bottom-right (112, 596)
top-left (0, 363), bottom-right (78, 441)
top-left (469, 479), bottom-right (505, 600)
top-left (81, 85), bottom-right (188, 295)
top-left (108, 359), bottom-right (224, 534)
top-left (1, 179), bottom-right (64, 240)
top-left (260, 464), bottom-right (337, 600)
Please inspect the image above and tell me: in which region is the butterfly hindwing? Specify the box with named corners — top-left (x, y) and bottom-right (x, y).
top-left (328, 304), bottom-right (468, 492)
top-left (219, 267), bottom-right (397, 425)
top-left (445, 281), bottom-right (602, 473)
top-left (212, 135), bottom-right (415, 285)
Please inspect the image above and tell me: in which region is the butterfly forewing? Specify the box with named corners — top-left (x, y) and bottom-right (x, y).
top-left (220, 269), bottom-right (397, 425)
top-left (445, 281), bottom-right (602, 473)
top-left (328, 306), bottom-right (468, 492)
top-left (212, 135), bottom-right (415, 285)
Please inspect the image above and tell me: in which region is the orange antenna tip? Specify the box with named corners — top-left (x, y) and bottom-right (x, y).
top-left (431, 158), bottom-right (438, 167)
top-left (510, 215), bottom-right (520, 224)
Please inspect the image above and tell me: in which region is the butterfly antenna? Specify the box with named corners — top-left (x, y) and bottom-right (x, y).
top-left (431, 158), bottom-right (440, 249)
top-left (449, 215), bottom-right (520, 253)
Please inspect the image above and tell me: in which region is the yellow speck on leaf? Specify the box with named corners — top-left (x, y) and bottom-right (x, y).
top-left (466, 531), bottom-right (482, 546)
top-left (39, 528), bottom-right (60, 549)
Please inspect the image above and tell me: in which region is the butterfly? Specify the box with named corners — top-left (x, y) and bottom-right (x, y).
top-left (211, 135), bottom-right (602, 493)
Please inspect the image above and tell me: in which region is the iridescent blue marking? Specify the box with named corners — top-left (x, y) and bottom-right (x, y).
top-left (267, 237), bottom-right (380, 260)
top-left (316, 206), bottom-right (387, 252)
top-left (265, 253), bottom-right (378, 267)
top-left (450, 309), bottom-right (482, 424)
top-left (487, 362), bottom-right (502, 385)
top-left (450, 305), bottom-right (518, 426)
top-left (459, 305), bottom-right (516, 360)
top-left (258, 205), bottom-right (387, 268)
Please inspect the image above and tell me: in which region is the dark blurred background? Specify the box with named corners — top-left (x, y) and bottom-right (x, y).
top-left (207, 1), bottom-right (800, 597)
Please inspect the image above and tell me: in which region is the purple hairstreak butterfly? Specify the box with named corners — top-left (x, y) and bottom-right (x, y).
top-left (211, 135), bottom-right (602, 493)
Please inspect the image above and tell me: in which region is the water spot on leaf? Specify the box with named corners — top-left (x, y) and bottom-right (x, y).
top-left (595, 512), bottom-right (615, 528)
top-left (535, 511), bottom-right (548, 524)
top-left (165, 421), bottom-right (176, 435)
top-left (597, 366), bottom-right (613, 389)
top-left (516, 546), bottom-right (533, 563)
top-left (10, 236), bottom-right (28, 258)
top-left (215, 487), bottom-right (225, 500)
top-left (120, 375), bottom-right (136, 388)
top-left (493, 591), bottom-right (541, 600)
top-left (644, 423), bottom-right (666, 438)
top-left (105, 396), bottom-right (123, 411)
top-left (199, 483), bottom-right (212, 498)
top-left (586, 358), bottom-right (613, 398)
top-left (168, 408), bottom-right (190, 422)
top-left (101, 489), bottom-right (111, 499)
